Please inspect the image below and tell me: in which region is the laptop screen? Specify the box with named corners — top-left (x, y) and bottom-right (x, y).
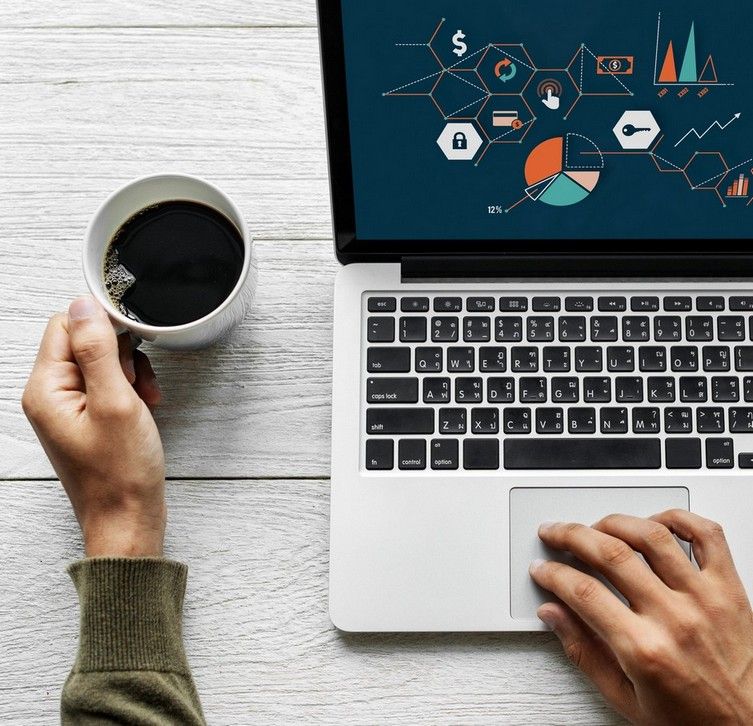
top-left (339, 2), bottom-right (751, 243)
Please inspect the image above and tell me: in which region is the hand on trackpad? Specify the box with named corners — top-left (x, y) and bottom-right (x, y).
top-left (509, 487), bottom-right (690, 619)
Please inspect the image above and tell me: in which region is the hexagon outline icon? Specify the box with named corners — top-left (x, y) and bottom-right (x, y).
top-left (437, 122), bottom-right (484, 161)
top-left (613, 110), bottom-right (661, 150)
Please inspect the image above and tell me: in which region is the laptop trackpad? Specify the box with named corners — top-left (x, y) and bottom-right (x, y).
top-left (510, 487), bottom-right (690, 620)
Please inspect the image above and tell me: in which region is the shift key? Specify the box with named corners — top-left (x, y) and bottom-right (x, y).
top-left (367, 408), bottom-right (435, 435)
top-left (367, 378), bottom-right (419, 404)
top-left (367, 347), bottom-right (411, 373)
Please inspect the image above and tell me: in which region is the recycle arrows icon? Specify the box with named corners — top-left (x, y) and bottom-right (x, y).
top-left (494, 58), bottom-right (517, 82)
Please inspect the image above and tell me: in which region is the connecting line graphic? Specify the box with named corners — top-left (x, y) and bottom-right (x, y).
top-left (675, 113), bottom-right (742, 147)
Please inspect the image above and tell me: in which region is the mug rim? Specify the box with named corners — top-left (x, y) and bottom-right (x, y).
top-left (83, 172), bottom-right (252, 335)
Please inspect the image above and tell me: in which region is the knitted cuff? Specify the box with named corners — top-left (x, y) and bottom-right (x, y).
top-left (68, 558), bottom-right (190, 674)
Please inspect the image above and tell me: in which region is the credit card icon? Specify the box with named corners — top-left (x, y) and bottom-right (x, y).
top-left (493, 110), bottom-right (522, 128)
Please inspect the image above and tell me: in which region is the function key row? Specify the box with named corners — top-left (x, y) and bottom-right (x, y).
top-left (367, 296), bottom-right (753, 315)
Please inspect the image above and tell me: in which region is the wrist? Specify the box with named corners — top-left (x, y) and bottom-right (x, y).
top-left (82, 503), bottom-right (167, 558)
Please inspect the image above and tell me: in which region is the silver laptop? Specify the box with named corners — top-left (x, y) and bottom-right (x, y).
top-left (319, 0), bottom-right (753, 631)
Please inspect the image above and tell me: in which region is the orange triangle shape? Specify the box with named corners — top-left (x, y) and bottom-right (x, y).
top-left (699, 55), bottom-right (718, 83)
top-left (658, 41), bottom-right (678, 83)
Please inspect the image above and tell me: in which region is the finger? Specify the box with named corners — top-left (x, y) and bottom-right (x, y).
top-left (593, 514), bottom-right (698, 592)
top-left (538, 521), bottom-right (667, 607)
top-left (118, 334), bottom-right (136, 384)
top-left (650, 510), bottom-right (739, 580)
top-left (538, 602), bottom-right (637, 722)
top-left (34, 313), bottom-right (73, 366)
top-left (67, 296), bottom-right (133, 405)
top-left (530, 559), bottom-right (639, 647)
top-left (133, 350), bottom-right (162, 408)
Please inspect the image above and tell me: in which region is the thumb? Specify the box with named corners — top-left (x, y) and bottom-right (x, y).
top-left (68, 296), bottom-right (132, 403)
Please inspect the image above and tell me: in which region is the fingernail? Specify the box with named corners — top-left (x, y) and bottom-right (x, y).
top-left (538, 521), bottom-right (557, 535)
top-left (538, 609), bottom-right (559, 630)
top-left (529, 558), bottom-right (547, 575)
top-left (69, 296), bottom-right (99, 321)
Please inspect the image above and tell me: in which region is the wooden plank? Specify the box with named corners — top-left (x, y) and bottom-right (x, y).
top-left (0, 0), bottom-right (317, 28)
top-left (0, 480), bottom-right (624, 725)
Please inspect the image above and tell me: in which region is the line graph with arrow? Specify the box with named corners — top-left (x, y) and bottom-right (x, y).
top-left (675, 112), bottom-right (742, 147)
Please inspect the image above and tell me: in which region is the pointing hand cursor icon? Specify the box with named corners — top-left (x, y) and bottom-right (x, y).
top-left (542, 88), bottom-right (560, 111)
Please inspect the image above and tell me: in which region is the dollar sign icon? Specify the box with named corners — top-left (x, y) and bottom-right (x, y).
top-left (452, 30), bottom-right (467, 58)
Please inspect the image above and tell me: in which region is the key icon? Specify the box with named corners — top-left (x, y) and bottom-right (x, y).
top-left (622, 124), bottom-right (652, 136)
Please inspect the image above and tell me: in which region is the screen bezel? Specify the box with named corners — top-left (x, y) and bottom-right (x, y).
top-left (317, 0), bottom-right (753, 272)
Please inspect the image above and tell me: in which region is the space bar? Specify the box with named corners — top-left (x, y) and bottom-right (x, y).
top-left (504, 439), bottom-right (662, 470)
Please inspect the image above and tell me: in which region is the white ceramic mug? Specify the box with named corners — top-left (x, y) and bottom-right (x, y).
top-left (83, 173), bottom-right (255, 350)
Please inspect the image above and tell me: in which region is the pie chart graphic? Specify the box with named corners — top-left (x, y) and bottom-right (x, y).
top-left (523, 135), bottom-right (603, 207)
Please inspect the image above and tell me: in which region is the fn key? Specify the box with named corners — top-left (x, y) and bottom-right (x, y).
top-left (463, 439), bottom-right (499, 470)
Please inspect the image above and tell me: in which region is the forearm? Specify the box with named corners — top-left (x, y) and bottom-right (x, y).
top-left (62, 558), bottom-right (205, 726)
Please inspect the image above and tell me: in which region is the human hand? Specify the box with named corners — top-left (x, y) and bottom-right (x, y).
top-left (530, 511), bottom-right (753, 725)
top-left (22, 296), bottom-right (165, 558)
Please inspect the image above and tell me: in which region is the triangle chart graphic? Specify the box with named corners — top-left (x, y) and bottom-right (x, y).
top-left (699, 55), bottom-right (718, 83)
top-left (658, 41), bottom-right (678, 83)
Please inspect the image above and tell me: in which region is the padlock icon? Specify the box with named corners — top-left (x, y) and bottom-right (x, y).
top-left (453, 132), bottom-right (468, 150)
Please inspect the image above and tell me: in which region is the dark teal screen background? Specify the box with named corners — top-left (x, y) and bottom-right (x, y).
top-left (340, 2), bottom-right (753, 241)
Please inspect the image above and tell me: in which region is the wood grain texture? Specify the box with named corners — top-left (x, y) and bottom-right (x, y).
top-left (0, 480), bottom-right (624, 725)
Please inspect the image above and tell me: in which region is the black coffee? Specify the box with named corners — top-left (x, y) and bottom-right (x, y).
top-left (104, 200), bottom-right (244, 327)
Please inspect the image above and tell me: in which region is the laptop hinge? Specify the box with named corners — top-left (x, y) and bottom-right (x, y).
top-left (401, 255), bottom-right (753, 280)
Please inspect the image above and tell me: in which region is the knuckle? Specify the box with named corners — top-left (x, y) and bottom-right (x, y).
top-left (563, 639), bottom-right (584, 668)
top-left (596, 513), bottom-right (622, 530)
top-left (72, 336), bottom-right (110, 366)
top-left (630, 638), bottom-right (672, 674)
top-left (21, 385), bottom-right (39, 419)
top-left (702, 519), bottom-right (725, 541)
top-left (600, 540), bottom-right (634, 566)
top-left (573, 577), bottom-right (601, 604)
top-left (95, 393), bottom-right (138, 420)
top-left (645, 521), bottom-right (674, 547)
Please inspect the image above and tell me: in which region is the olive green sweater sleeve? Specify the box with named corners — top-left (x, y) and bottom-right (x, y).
top-left (62, 558), bottom-right (206, 726)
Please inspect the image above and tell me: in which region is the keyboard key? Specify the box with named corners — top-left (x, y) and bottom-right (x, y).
top-left (565, 296), bottom-right (593, 312)
top-left (499, 296), bottom-right (528, 312)
top-left (487, 377), bottom-right (515, 403)
top-left (399, 316), bottom-right (427, 343)
top-left (735, 347), bottom-right (753, 371)
top-left (401, 297), bottom-right (429, 313)
top-left (745, 377), bottom-right (753, 402)
top-left (584, 377), bottom-right (611, 403)
top-left (431, 439), bottom-right (459, 470)
top-left (697, 407), bottom-right (725, 433)
top-left (665, 439), bottom-right (702, 469)
top-left (631, 296), bottom-right (660, 312)
top-left (536, 408), bottom-right (564, 434)
top-left (623, 316), bottom-right (650, 342)
top-left (654, 316), bottom-right (682, 342)
top-left (467, 297), bottom-right (495, 312)
top-left (423, 377), bottom-right (450, 404)
top-left (671, 346), bottom-right (698, 372)
top-left (504, 408), bottom-right (532, 434)
top-left (647, 377), bottom-right (676, 403)
top-left (496, 316), bottom-right (523, 342)
top-left (479, 347), bottom-right (506, 372)
top-left (575, 347), bottom-right (603, 372)
top-left (706, 438), bottom-right (734, 469)
top-left (615, 377), bottom-right (643, 403)
top-left (447, 347), bottom-right (475, 372)
top-left (739, 454), bottom-right (753, 469)
top-left (697, 296), bottom-right (725, 312)
top-left (527, 316), bottom-right (555, 342)
top-left (607, 346), bottom-right (635, 372)
top-left (368, 317), bottom-right (395, 343)
top-left (415, 347), bottom-right (442, 372)
top-left (365, 439), bottom-right (393, 470)
top-left (455, 377), bottom-right (482, 403)
top-left (366, 408), bottom-right (434, 435)
top-left (679, 377), bottom-right (707, 403)
top-left (510, 347), bottom-right (539, 372)
top-left (463, 439), bottom-right (499, 470)
top-left (598, 296), bottom-right (627, 312)
top-left (633, 407), bottom-right (660, 434)
top-left (432, 317), bottom-right (459, 342)
top-left (591, 316), bottom-right (618, 342)
top-left (686, 316), bottom-right (714, 341)
top-left (439, 408), bottom-right (466, 435)
top-left (368, 347), bottom-right (410, 373)
top-left (543, 346), bottom-right (571, 372)
top-left (368, 297), bottom-right (396, 313)
top-left (504, 439), bottom-right (661, 470)
top-left (718, 316), bottom-right (746, 341)
top-left (520, 377), bottom-right (547, 403)
top-left (464, 316), bottom-right (491, 342)
top-left (703, 346), bottom-right (731, 372)
top-left (559, 316), bottom-right (586, 342)
top-left (398, 439), bottom-right (426, 470)
top-left (471, 408), bottom-right (499, 434)
top-left (664, 296), bottom-right (692, 312)
top-left (367, 377), bottom-right (419, 404)
top-left (434, 297), bottom-right (462, 313)
top-left (730, 296), bottom-right (753, 312)
top-left (568, 407), bottom-right (596, 434)
top-left (730, 408), bottom-right (753, 433)
top-left (712, 377), bottom-right (739, 403)
top-left (639, 346), bottom-right (667, 372)
top-left (552, 377), bottom-right (579, 403)
top-left (665, 407), bottom-right (693, 434)
top-left (532, 296), bottom-right (561, 312)
top-left (601, 408), bottom-right (629, 434)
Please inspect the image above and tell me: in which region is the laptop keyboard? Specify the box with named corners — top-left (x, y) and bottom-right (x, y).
top-left (363, 292), bottom-right (753, 472)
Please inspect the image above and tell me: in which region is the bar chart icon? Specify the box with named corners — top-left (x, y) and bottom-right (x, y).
top-left (726, 174), bottom-right (750, 199)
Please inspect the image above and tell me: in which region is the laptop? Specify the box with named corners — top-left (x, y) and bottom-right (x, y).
top-left (319, 0), bottom-right (753, 631)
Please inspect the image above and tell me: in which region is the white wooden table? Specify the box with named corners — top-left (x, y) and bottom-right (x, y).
top-left (0, 3), bottom-right (624, 723)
